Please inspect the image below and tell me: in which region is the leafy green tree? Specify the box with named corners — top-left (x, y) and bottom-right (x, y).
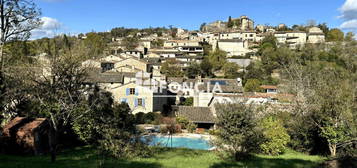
top-left (160, 59), bottom-right (184, 77)
top-left (244, 79), bottom-right (262, 92)
top-left (185, 62), bottom-right (201, 79)
top-left (260, 34), bottom-right (278, 51)
top-left (72, 87), bottom-right (114, 144)
top-left (98, 103), bottom-right (150, 158)
top-left (223, 62), bottom-right (240, 78)
top-left (122, 37), bottom-right (139, 50)
top-left (259, 116), bottom-right (290, 155)
top-left (200, 41), bottom-right (212, 56)
top-left (151, 39), bottom-right (164, 48)
top-left (83, 32), bottom-right (106, 58)
top-left (284, 61), bottom-right (356, 157)
top-left (345, 32), bottom-right (355, 42)
top-left (214, 103), bottom-right (260, 161)
top-left (327, 28), bottom-right (344, 42)
top-left (208, 49), bottom-right (227, 71)
top-left (261, 46), bottom-right (296, 74)
top-left (200, 58), bottom-right (213, 77)
top-left (244, 62), bottom-right (266, 82)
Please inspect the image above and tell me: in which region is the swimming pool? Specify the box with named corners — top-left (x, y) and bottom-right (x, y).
top-left (142, 135), bottom-right (212, 150)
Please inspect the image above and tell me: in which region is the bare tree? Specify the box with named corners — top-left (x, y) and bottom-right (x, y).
top-left (282, 59), bottom-right (356, 157)
top-left (31, 37), bottom-right (91, 162)
top-left (0, 0), bottom-right (41, 71)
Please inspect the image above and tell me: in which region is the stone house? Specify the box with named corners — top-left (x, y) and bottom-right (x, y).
top-left (216, 39), bottom-right (251, 57)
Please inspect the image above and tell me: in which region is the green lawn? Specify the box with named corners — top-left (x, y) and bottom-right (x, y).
top-left (0, 146), bottom-right (325, 168)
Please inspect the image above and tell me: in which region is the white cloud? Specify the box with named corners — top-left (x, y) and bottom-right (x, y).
top-left (31, 17), bottom-right (63, 39)
top-left (340, 19), bottom-right (357, 29)
top-left (339, 0), bottom-right (357, 29)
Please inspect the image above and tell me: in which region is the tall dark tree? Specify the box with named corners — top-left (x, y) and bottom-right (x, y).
top-left (317, 23), bottom-right (329, 37)
top-left (227, 16), bottom-right (234, 28)
top-left (200, 23), bottom-right (206, 32)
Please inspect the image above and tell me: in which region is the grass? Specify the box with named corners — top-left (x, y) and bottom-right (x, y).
top-left (0, 146), bottom-right (325, 168)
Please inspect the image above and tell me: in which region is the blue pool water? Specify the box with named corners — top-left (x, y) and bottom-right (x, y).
top-left (142, 135), bottom-right (212, 150)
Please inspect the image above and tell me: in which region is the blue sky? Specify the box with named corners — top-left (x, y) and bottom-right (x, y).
top-left (33, 0), bottom-right (356, 38)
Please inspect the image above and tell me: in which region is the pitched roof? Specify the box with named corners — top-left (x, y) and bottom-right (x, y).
top-left (2, 117), bottom-right (48, 138)
top-left (85, 68), bottom-right (125, 83)
top-left (166, 78), bottom-right (243, 93)
top-left (175, 106), bottom-right (215, 123)
top-left (260, 85), bottom-right (278, 90)
top-left (200, 79), bottom-right (243, 93)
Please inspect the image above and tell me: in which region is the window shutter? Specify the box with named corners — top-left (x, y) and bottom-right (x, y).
top-left (142, 98), bottom-right (145, 107)
top-left (134, 98), bottom-right (138, 107)
top-left (135, 88), bottom-right (139, 96)
top-left (126, 88), bottom-right (130, 95)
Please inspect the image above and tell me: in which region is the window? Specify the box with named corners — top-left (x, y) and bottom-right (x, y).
top-left (101, 63), bottom-right (114, 72)
top-left (137, 98), bottom-right (143, 106)
top-left (130, 88), bottom-right (136, 95)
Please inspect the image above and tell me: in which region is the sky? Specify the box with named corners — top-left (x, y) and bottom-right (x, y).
top-left (32, 0), bottom-right (357, 38)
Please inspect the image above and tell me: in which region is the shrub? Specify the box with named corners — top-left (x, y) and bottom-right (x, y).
top-left (151, 113), bottom-right (163, 125)
top-left (186, 122), bottom-right (197, 133)
top-left (244, 79), bottom-right (262, 92)
top-left (135, 112), bottom-right (146, 124)
top-left (259, 116), bottom-right (290, 155)
top-left (160, 124), bottom-right (182, 134)
top-left (214, 103), bottom-right (260, 161)
top-left (160, 125), bottom-right (168, 134)
top-left (208, 129), bottom-right (219, 136)
top-left (160, 117), bottom-right (181, 134)
top-left (176, 117), bottom-right (189, 129)
top-left (180, 97), bottom-right (193, 106)
top-left (143, 112), bottom-right (158, 124)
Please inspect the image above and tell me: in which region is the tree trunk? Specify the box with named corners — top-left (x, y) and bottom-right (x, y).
top-left (49, 127), bottom-right (58, 162)
top-left (328, 142), bottom-right (337, 157)
top-left (0, 44), bottom-right (5, 113)
top-left (0, 43), bottom-right (4, 72)
top-left (235, 151), bottom-right (240, 161)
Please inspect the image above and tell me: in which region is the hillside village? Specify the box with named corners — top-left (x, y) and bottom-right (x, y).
top-left (1, 4), bottom-right (356, 166)
top-left (50, 15), bottom-right (330, 128)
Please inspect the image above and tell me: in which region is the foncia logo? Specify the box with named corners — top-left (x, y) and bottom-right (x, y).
top-left (135, 72), bottom-right (223, 95)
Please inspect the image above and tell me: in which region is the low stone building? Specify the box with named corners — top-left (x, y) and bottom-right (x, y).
top-left (0, 117), bottom-right (50, 155)
top-left (174, 106), bottom-right (215, 129)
